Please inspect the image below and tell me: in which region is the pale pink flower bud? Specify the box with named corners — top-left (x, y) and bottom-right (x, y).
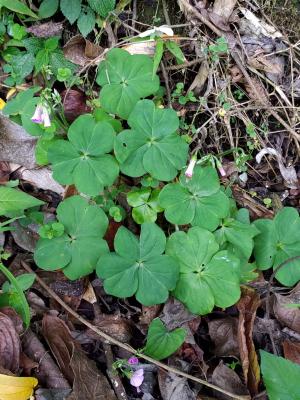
top-left (218, 166), bottom-right (226, 177)
top-left (31, 104), bottom-right (43, 124)
top-left (42, 107), bottom-right (51, 127)
top-left (185, 157), bottom-right (197, 179)
top-left (130, 368), bottom-right (144, 393)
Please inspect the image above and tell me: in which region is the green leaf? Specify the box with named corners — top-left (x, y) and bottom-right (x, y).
top-left (77, 7), bottom-right (96, 37)
top-left (34, 196), bottom-right (109, 280)
top-left (114, 100), bottom-right (188, 181)
top-left (165, 40), bottom-right (185, 64)
top-left (2, 87), bottom-right (40, 116)
top-left (215, 217), bottom-right (259, 259)
top-left (61, 0), bottom-right (82, 24)
top-left (38, 0), bottom-right (59, 18)
top-left (35, 136), bottom-right (58, 165)
top-left (153, 38), bottom-right (164, 76)
top-left (166, 226), bottom-right (241, 315)
top-left (0, 0), bottom-right (38, 18)
top-left (2, 273), bottom-right (35, 293)
top-left (253, 207), bottom-right (300, 286)
top-left (11, 52), bottom-right (35, 81)
top-left (48, 114), bottom-right (119, 196)
top-left (49, 50), bottom-right (76, 75)
top-left (260, 350), bottom-right (300, 399)
top-left (97, 223), bottom-right (179, 305)
top-left (159, 166), bottom-right (230, 230)
top-left (0, 186), bottom-right (44, 216)
top-left (21, 98), bottom-right (45, 136)
top-left (144, 318), bottom-right (186, 360)
top-left (96, 48), bottom-right (160, 119)
top-left (93, 108), bottom-right (123, 132)
top-left (87, 0), bottom-right (115, 17)
top-left (34, 49), bottom-right (49, 74)
top-left (45, 37), bottom-right (59, 51)
top-left (23, 37), bottom-right (44, 54)
top-left (127, 187), bottom-right (163, 224)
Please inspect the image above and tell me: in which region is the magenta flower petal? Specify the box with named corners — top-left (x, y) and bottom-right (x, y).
top-left (128, 357), bottom-right (139, 365)
top-left (130, 368), bottom-right (144, 392)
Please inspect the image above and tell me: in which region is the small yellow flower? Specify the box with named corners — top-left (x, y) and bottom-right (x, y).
top-left (218, 108), bottom-right (226, 117)
top-left (0, 98), bottom-right (6, 110)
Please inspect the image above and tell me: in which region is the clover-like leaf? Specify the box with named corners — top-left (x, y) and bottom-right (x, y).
top-left (159, 166), bottom-right (229, 230)
top-left (96, 223), bottom-right (179, 305)
top-left (253, 207), bottom-right (300, 286)
top-left (166, 226), bottom-right (241, 315)
top-left (215, 217), bottom-right (260, 259)
top-left (48, 114), bottom-right (119, 196)
top-left (114, 100), bottom-right (188, 181)
top-left (127, 187), bottom-right (163, 224)
top-left (144, 318), bottom-right (186, 360)
top-left (96, 48), bottom-right (160, 119)
top-left (34, 196), bottom-right (109, 280)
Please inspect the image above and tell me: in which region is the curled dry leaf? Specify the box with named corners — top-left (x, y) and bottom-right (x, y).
top-left (63, 35), bottom-right (103, 66)
top-left (272, 283), bottom-right (300, 334)
top-left (22, 329), bottom-right (71, 389)
top-left (283, 340), bottom-right (300, 365)
top-left (208, 317), bottom-right (239, 357)
top-left (61, 89), bottom-right (91, 123)
top-left (0, 308), bottom-right (23, 373)
top-left (15, 167), bottom-right (64, 195)
top-left (212, 0), bottom-right (237, 21)
top-left (237, 287), bottom-right (261, 396)
top-left (211, 361), bottom-right (249, 400)
top-left (42, 315), bottom-right (117, 400)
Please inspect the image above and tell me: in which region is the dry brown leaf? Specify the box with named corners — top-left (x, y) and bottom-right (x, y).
top-left (27, 22), bottom-right (63, 37)
top-left (42, 315), bottom-right (117, 400)
top-left (272, 283), bottom-right (300, 333)
top-left (22, 329), bottom-right (70, 389)
top-left (0, 161), bottom-right (10, 183)
top-left (237, 287), bottom-right (261, 396)
top-left (213, 0), bottom-right (237, 21)
top-left (62, 89), bottom-right (91, 122)
top-left (88, 313), bottom-right (132, 343)
top-left (158, 366), bottom-right (196, 400)
top-left (188, 61), bottom-right (209, 94)
top-left (15, 167), bottom-right (64, 195)
top-left (208, 317), bottom-right (239, 357)
top-left (283, 340), bottom-right (300, 365)
top-left (63, 35), bottom-right (102, 66)
top-left (0, 308), bottom-right (22, 373)
top-left (211, 361), bottom-right (249, 400)
top-left (244, 77), bottom-right (269, 104)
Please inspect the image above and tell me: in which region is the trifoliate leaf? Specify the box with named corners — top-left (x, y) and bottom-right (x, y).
top-left (127, 187), bottom-right (163, 224)
top-left (144, 318), bottom-right (186, 360)
top-left (96, 49), bottom-right (160, 119)
top-left (97, 223), bottom-right (179, 305)
top-left (34, 196), bottom-right (109, 280)
top-left (254, 207), bottom-right (300, 286)
top-left (159, 166), bottom-right (229, 230)
top-left (166, 226), bottom-right (241, 315)
top-left (48, 114), bottom-right (119, 196)
top-left (114, 100), bottom-right (188, 181)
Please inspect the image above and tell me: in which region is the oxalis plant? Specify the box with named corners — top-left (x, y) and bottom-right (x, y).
top-left (2, 48), bottom-right (300, 361)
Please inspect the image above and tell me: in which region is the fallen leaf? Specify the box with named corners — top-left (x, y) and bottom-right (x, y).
top-left (0, 115), bottom-right (37, 168)
top-left (213, 0), bottom-right (237, 21)
top-left (211, 361), bottom-right (249, 400)
top-left (35, 388), bottom-right (72, 400)
top-left (0, 162), bottom-right (11, 184)
top-left (208, 317), bottom-right (239, 357)
top-left (63, 35), bottom-right (102, 66)
top-left (0, 309), bottom-right (22, 373)
top-left (15, 167), bottom-right (65, 195)
top-left (42, 315), bottom-right (117, 399)
top-left (283, 340), bottom-right (300, 365)
top-left (239, 7), bottom-right (282, 39)
top-left (88, 313), bottom-right (132, 343)
top-left (158, 360), bottom-right (196, 400)
top-left (22, 329), bottom-right (70, 389)
top-left (61, 90), bottom-right (91, 122)
top-left (11, 221), bottom-right (38, 253)
top-left (272, 283), bottom-right (300, 333)
top-left (237, 287), bottom-right (261, 396)
top-left (0, 374), bottom-right (38, 400)
top-left (27, 22), bottom-right (64, 37)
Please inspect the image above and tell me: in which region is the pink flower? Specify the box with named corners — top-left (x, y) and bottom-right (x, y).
top-left (218, 166), bottom-right (226, 177)
top-left (185, 156), bottom-right (197, 179)
top-left (130, 368), bottom-right (144, 393)
top-left (31, 104), bottom-right (51, 127)
top-left (128, 357), bottom-right (139, 365)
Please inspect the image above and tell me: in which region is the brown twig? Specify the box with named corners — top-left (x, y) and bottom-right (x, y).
top-left (21, 261), bottom-right (249, 400)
